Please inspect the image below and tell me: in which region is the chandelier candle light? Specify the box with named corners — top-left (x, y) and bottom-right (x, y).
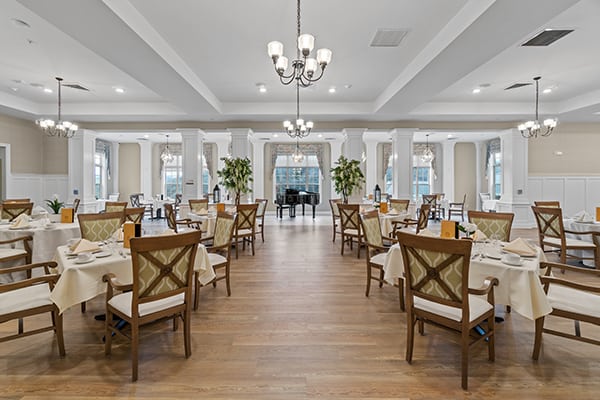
top-left (421, 134), bottom-right (434, 163)
top-left (267, 0), bottom-right (332, 87)
top-left (518, 76), bottom-right (558, 138)
top-left (292, 140), bottom-right (305, 163)
top-left (36, 77), bottom-right (78, 138)
top-left (160, 134), bottom-right (174, 163)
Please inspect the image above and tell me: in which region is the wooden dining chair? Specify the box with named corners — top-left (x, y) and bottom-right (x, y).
top-left (164, 203), bottom-right (199, 233)
top-left (2, 198), bottom-right (30, 203)
top-left (328, 199), bottom-right (342, 243)
top-left (254, 198), bottom-right (268, 242)
top-left (188, 198), bottom-right (209, 213)
top-left (130, 193), bottom-right (153, 219)
top-left (396, 231), bottom-right (498, 390)
top-left (72, 198), bottom-right (81, 214)
top-left (338, 204), bottom-right (363, 258)
top-left (531, 206), bottom-right (599, 267)
top-left (78, 212), bottom-right (124, 243)
top-left (233, 203), bottom-right (258, 259)
top-left (392, 203), bottom-right (431, 236)
top-left (359, 210), bottom-right (403, 310)
top-left (534, 201), bottom-right (561, 208)
top-left (422, 194), bottom-right (438, 220)
top-left (103, 230), bottom-right (200, 381)
top-left (195, 212), bottom-right (238, 307)
top-left (104, 201), bottom-right (128, 213)
top-left (448, 194), bottom-right (467, 221)
top-left (125, 207), bottom-right (146, 224)
top-left (0, 261), bottom-right (65, 357)
top-left (467, 211), bottom-right (514, 242)
top-left (389, 199), bottom-right (410, 213)
top-left (533, 261), bottom-right (600, 360)
top-left (1, 202), bottom-right (33, 221)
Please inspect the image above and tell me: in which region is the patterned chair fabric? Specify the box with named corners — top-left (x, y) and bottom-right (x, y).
top-left (467, 211), bottom-right (514, 242)
top-left (361, 211), bottom-right (383, 248)
top-left (105, 201), bottom-right (128, 213)
top-left (78, 212), bottom-right (124, 242)
top-left (389, 199), bottom-right (410, 213)
top-left (534, 200), bottom-right (560, 208)
top-left (254, 199), bottom-right (268, 242)
top-left (234, 203), bottom-right (258, 258)
top-left (1, 202), bottom-right (33, 221)
top-left (328, 199), bottom-right (342, 243)
top-left (189, 199), bottom-right (209, 213)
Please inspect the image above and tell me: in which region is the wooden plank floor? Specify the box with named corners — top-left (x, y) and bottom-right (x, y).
top-left (2, 215), bottom-right (600, 399)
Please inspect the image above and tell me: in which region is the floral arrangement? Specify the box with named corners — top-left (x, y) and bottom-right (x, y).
top-left (45, 194), bottom-right (64, 214)
top-left (457, 222), bottom-right (478, 237)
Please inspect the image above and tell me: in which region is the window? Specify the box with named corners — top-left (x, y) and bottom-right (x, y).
top-left (385, 156), bottom-right (393, 194)
top-left (94, 152), bottom-right (107, 200)
top-left (493, 152), bottom-right (502, 199)
top-left (163, 154), bottom-right (183, 199)
top-left (202, 168), bottom-right (210, 196)
top-left (412, 166), bottom-right (431, 201)
top-left (274, 154), bottom-right (320, 195)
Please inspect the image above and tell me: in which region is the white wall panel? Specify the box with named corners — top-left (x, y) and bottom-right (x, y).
top-left (8, 174), bottom-right (68, 211)
top-left (541, 178), bottom-right (564, 203)
top-left (564, 179), bottom-right (586, 217)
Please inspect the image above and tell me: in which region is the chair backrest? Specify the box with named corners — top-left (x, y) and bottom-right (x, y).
top-left (78, 212), bottom-right (124, 242)
top-left (212, 211), bottom-right (238, 249)
top-left (3, 198), bottom-right (30, 203)
top-left (338, 204), bottom-right (361, 233)
top-left (467, 211), bottom-right (514, 242)
top-left (105, 201), bottom-right (128, 213)
top-left (130, 194), bottom-right (141, 208)
top-left (72, 198), bottom-right (80, 213)
top-left (125, 207), bottom-right (146, 224)
top-left (422, 194), bottom-right (437, 207)
top-left (329, 199), bottom-right (341, 218)
top-left (1, 202), bottom-right (33, 221)
top-left (396, 231), bottom-right (472, 315)
top-left (359, 210), bottom-right (383, 247)
top-left (164, 203), bottom-right (178, 232)
top-left (534, 201), bottom-right (560, 208)
top-left (457, 194), bottom-right (467, 204)
top-left (189, 198), bottom-right (209, 213)
top-left (531, 206), bottom-right (565, 242)
top-left (130, 230), bottom-right (200, 310)
top-left (416, 204), bottom-right (431, 233)
top-left (255, 199), bottom-right (268, 217)
top-left (389, 199), bottom-right (410, 212)
top-left (236, 203), bottom-right (258, 232)
top-left (479, 193), bottom-right (491, 202)
top-left (174, 193), bottom-right (182, 207)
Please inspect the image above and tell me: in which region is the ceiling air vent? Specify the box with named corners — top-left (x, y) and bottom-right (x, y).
top-left (370, 29), bottom-right (409, 47)
top-left (504, 83), bottom-right (532, 90)
top-left (522, 29), bottom-right (573, 46)
top-left (63, 83), bottom-right (90, 91)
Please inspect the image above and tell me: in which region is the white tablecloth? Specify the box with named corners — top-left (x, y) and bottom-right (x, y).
top-left (482, 200), bottom-right (498, 212)
top-left (379, 212), bottom-right (411, 237)
top-left (51, 242), bottom-right (213, 314)
top-left (188, 212), bottom-right (217, 236)
top-left (383, 242), bottom-right (552, 320)
top-left (563, 218), bottom-right (600, 267)
top-left (0, 221), bottom-right (80, 263)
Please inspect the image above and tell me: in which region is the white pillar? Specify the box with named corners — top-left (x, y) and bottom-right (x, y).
top-left (178, 129), bottom-right (205, 201)
top-left (342, 128), bottom-right (366, 200)
top-left (497, 128), bottom-right (530, 227)
top-left (363, 133), bottom-right (379, 198)
top-left (441, 141), bottom-right (456, 202)
top-left (229, 128), bottom-right (252, 159)
top-left (249, 133), bottom-right (265, 200)
top-left (474, 141), bottom-right (484, 210)
top-left (110, 141), bottom-right (119, 197)
top-left (139, 140), bottom-right (152, 200)
top-left (391, 128), bottom-right (415, 199)
top-left (211, 132), bottom-right (232, 173)
top-left (68, 129), bottom-right (97, 213)
top-left (329, 135), bottom-right (344, 199)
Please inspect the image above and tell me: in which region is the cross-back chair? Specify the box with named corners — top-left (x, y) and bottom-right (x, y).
top-left (0, 235), bottom-right (33, 282)
top-left (393, 203), bottom-right (431, 236)
top-left (0, 261), bottom-right (65, 357)
top-left (1, 202), bottom-right (33, 221)
top-left (125, 207), bottom-right (146, 224)
top-left (448, 194), bottom-right (467, 221)
top-left (338, 204), bottom-right (363, 258)
top-left (396, 231), bottom-right (498, 390)
top-left (422, 194), bottom-right (439, 220)
top-left (103, 230), bottom-right (200, 381)
top-left (195, 211), bottom-right (238, 307)
top-left (164, 203), bottom-right (199, 233)
top-left (329, 199), bottom-right (342, 242)
top-left (359, 210), bottom-right (404, 310)
top-left (534, 200), bottom-right (561, 208)
top-left (130, 193), bottom-right (153, 219)
top-left (189, 198), bottom-right (209, 214)
top-left (254, 198), bottom-right (268, 242)
top-left (105, 201), bottom-right (127, 213)
top-left (234, 203), bottom-right (258, 259)
top-left (389, 199), bottom-right (410, 213)
top-left (467, 211), bottom-right (514, 242)
top-left (78, 212), bottom-right (124, 243)
top-left (3, 198), bottom-right (30, 203)
top-left (531, 206), bottom-right (599, 267)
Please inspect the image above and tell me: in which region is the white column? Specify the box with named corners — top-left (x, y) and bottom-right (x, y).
top-left (391, 128), bottom-right (415, 199)
top-left (210, 132), bottom-right (232, 173)
top-left (249, 133), bottom-right (265, 200)
top-left (497, 128), bottom-right (530, 227)
top-left (363, 133), bottom-right (379, 198)
top-left (441, 141), bottom-right (456, 202)
top-left (474, 141), bottom-right (484, 210)
top-left (139, 140), bottom-right (152, 199)
top-left (329, 135), bottom-right (344, 198)
top-left (342, 128), bottom-right (366, 200)
top-left (229, 128), bottom-right (252, 159)
top-left (178, 129), bottom-right (205, 201)
top-left (68, 129), bottom-right (97, 213)
top-left (110, 141), bottom-right (119, 197)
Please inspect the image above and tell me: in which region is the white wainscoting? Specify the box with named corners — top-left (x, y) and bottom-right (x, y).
top-left (8, 174), bottom-right (68, 210)
top-left (528, 175), bottom-right (600, 223)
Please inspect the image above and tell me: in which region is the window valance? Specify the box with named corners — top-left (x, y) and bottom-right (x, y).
top-left (268, 143), bottom-right (326, 175)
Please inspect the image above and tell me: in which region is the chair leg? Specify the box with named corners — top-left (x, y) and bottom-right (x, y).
top-left (53, 308), bottom-right (66, 357)
top-left (340, 234), bottom-right (345, 255)
top-left (131, 323), bottom-right (139, 382)
top-left (184, 308), bottom-right (192, 358)
top-left (194, 271), bottom-right (200, 311)
top-left (398, 278), bottom-right (405, 312)
top-left (378, 268), bottom-right (384, 288)
top-left (81, 302), bottom-right (86, 313)
top-left (418, 319), bottom-right (425, 335)
top-left (261, 227), bottom-right (265, 243)
top-left (173, 315), bottom-right (179, 331)
top-left (225, 262), bottom-right (231, 296)
top-left (332, 224), bottom-right (336, 242)
top-left (365, 264), bottom-right (372, 297)
top-left (461, 328), bottom-right (469, 390)
top-left (251, 235), bottom-right (255, 256)
top-left (532, 316), bottom-right (545, 360)
top-left (488, 314), bottom-right (495, 362)
top-left (104, 309), bottom-right (113, 356)
top-left (235, 237), bottom-right (239, 259)
top-left (406, 313), bottom-right (415, 363)
top-left (506, 305), bottom-right (511, 313)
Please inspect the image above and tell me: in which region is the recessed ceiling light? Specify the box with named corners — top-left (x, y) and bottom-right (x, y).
top-left (273, 133), bottom-right (279, 138)
top-left (543, 88), bottom-right (552, 94)
top-left (344, 84), bottom-right (352, 89)
top-left (10, 87), bottom-right (18, 92)
top-left (328, 87), bottom-right (336, 93)
top-left (114, 87), bottom-right (125, 93)
top-left (43, 88), bottom-right (53, 93)
top-left (144, 134), bottom-right (149, 139)
top-left (317, 133), bottom-right (323, 138)
top-left (472, 88), bottom-right (481, 94)
top-left (256, 83), bottom-right (267, 93)
top-left (554, 150), bottom-right (563, 156)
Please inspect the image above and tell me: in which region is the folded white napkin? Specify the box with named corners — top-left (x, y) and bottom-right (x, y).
top-left (418, 229), bottom-right (437, 237)
top-left (471, 229), bottom-right (488, 241)
top-left (503, 237), bottom-right (537, 257)
top-left (69, 239), bottom-right (101, 254)
top-left (10, 214), bottom-right (30, 228)
top-left (573, 210), bottom-right (594, 223)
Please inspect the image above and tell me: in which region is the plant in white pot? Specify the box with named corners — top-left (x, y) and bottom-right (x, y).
top-left (330, 155), bottom-right (365, 204)
top-left (45, 194), bottom-right (64, 222)
top-left (217, 157), bottom-right (253, 205)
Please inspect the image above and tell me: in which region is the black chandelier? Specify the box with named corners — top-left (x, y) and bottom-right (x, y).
top-left (36, 77), bottom-right (78, 138)
top-left (283, 79), bottom-right (313, 138)
top-left (518, 76), bottom-right (557, 138)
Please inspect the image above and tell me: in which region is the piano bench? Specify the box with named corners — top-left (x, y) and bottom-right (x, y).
top-left (276, 203), bottom-right (297, 218)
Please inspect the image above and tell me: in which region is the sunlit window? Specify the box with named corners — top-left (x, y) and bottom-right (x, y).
top-left (274, 154), bottom-right (320, 195)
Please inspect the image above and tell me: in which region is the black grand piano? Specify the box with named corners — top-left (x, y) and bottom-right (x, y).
top-left (275, 189), bottom-right (320, 219)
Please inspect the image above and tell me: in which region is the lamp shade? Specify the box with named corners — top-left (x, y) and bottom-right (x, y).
top-left (297, 33), bottom-right (315, 55)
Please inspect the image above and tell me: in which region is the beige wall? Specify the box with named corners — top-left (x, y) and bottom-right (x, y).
top-left (118, 143), bottom-right (140, 203)
top-left (528, 123), bottom-right (600, 176)
top-left (42, 133), bottom-right (68, 174)
top-left (454, 143), bottom-right (476, 212)
top-left (0, 114), bottom-right (45, 174)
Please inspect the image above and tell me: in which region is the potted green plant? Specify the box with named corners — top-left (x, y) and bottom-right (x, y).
top-left (45, 194), bottom-right (64, 222)
top-left (331, 155), bottom-right (365, 204)
top-left (217, 157), bottom-right (253, 205)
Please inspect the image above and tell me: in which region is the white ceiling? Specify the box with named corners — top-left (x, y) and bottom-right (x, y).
top-left (2, 0), bottom-right (599, 134)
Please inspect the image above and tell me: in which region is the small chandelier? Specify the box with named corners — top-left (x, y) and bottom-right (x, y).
top-left (160, 134), bottom-right (174, 163)
top-left (292, 140), bottom-right (305, 163)
top-left (518, 76), bottom-right (557, 138)
top-left (267, 0), bottom-right (332, 87)
top-left (283, 79), bottom-right (313, 138)
top-left (421, 134), bottom-right (434, 163)
top-left (36, 77), bottom-right (78, 138)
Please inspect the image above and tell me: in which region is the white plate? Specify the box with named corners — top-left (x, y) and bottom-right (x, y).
top-left (501, 257), bottom-right (523, 266)
top-left (74, 255), bottom-right (96, 264)
top-left (93, 250), bottom-right (112, 258)
top-left (8, 225), bottom-right (31, 230)
top-left (485, 250), bottom-right (503, 260)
